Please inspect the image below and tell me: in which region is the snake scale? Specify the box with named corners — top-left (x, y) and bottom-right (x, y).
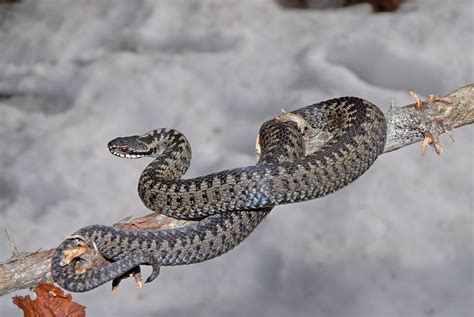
top-left (51, 97), bottom-right (387, 292)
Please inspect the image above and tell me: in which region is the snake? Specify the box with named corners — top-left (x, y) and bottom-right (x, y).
top-left (51, 97), bottom-right (387, 292)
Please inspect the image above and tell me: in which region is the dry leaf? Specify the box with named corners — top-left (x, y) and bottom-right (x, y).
top-left (13, 283), bottom-right (86, 317)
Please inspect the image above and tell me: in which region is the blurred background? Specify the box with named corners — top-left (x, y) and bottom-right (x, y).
top-left (0, 0), bottom-right (472, 316)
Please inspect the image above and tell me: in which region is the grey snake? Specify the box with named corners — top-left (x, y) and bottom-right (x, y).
top-left (51, 97), bottom-right (387, 292)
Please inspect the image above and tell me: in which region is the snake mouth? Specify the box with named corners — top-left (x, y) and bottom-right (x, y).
top-left (109, 150), bottom-right (145, 159)
top-left (108, 146), bottom-right (146, 159)
top-left (111, 152), bottom-right (145, 159)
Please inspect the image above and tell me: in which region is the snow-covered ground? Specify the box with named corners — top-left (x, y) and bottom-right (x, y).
top-left (0, 1), bottom-right (472, 316)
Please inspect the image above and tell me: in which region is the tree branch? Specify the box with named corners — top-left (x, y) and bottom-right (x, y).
top-left (384, 84), bottom-right (474, 153)
top-left (1, 84), bottom-right (473, 296)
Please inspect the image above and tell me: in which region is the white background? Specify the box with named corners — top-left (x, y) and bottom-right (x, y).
top-left (0, 1), bottom-right (472, 316)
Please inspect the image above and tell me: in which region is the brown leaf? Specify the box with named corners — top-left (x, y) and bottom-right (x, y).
top-left (12, 283), bottom-right (86, 317)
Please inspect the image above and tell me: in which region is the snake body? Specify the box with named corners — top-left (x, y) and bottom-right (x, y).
top-left (135, 97), bottom-right (386, 219)
top-left (51, 97), bottom-right (386, 292)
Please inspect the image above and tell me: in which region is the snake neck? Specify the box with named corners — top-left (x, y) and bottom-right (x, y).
top-left (139, 129), bottom-right (192, 189)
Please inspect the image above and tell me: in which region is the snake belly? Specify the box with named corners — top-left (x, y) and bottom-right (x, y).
top-left (51, 117), bottom-right (307, 292)
top-left (137, 97), bottom-right (387, 219)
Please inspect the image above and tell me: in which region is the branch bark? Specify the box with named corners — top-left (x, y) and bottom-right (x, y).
top-left (1, 84), bottom-right (473, 296)
top-left (384, 84), bottom-right (474, 153)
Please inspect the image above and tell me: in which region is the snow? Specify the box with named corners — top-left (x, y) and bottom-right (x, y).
top-left (0, 0), bottom-right (472, 316)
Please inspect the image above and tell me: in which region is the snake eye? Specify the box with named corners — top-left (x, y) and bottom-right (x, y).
top-left (119, 146), bottom-right (129, 153)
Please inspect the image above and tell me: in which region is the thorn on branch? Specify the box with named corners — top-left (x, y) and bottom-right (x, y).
top-left (5, 228), bottom-right (19, 256)
top-left (112, 267), bottom-right (143, 293)
top-left (421, 131), bottom-right (444, 156)
top-left (408, 90), bottom-right (458, 156)
top-left (446, 130), bottom-right (455, 143)
top-left (410, 90), bottom-right (424, 111)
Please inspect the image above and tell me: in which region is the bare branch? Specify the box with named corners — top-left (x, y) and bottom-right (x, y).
top-left (0, 249), bottom-right (53, 296)
top-left (384, 84), bottom-right (474, 153)
top-left (1, 83), bottom-right (472, 296)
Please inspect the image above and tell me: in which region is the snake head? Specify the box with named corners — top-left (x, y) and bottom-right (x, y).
top-left (107, 135), bottom-right (153, 159)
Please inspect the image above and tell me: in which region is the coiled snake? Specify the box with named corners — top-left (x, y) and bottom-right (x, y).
top-left (51, 97), bottom-right (387, 292)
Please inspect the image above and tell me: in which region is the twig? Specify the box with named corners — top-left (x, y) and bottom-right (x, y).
top-left (0, 83), bottom-right (472, 296)
top-left (5, 228), bottom-right (19, 256)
